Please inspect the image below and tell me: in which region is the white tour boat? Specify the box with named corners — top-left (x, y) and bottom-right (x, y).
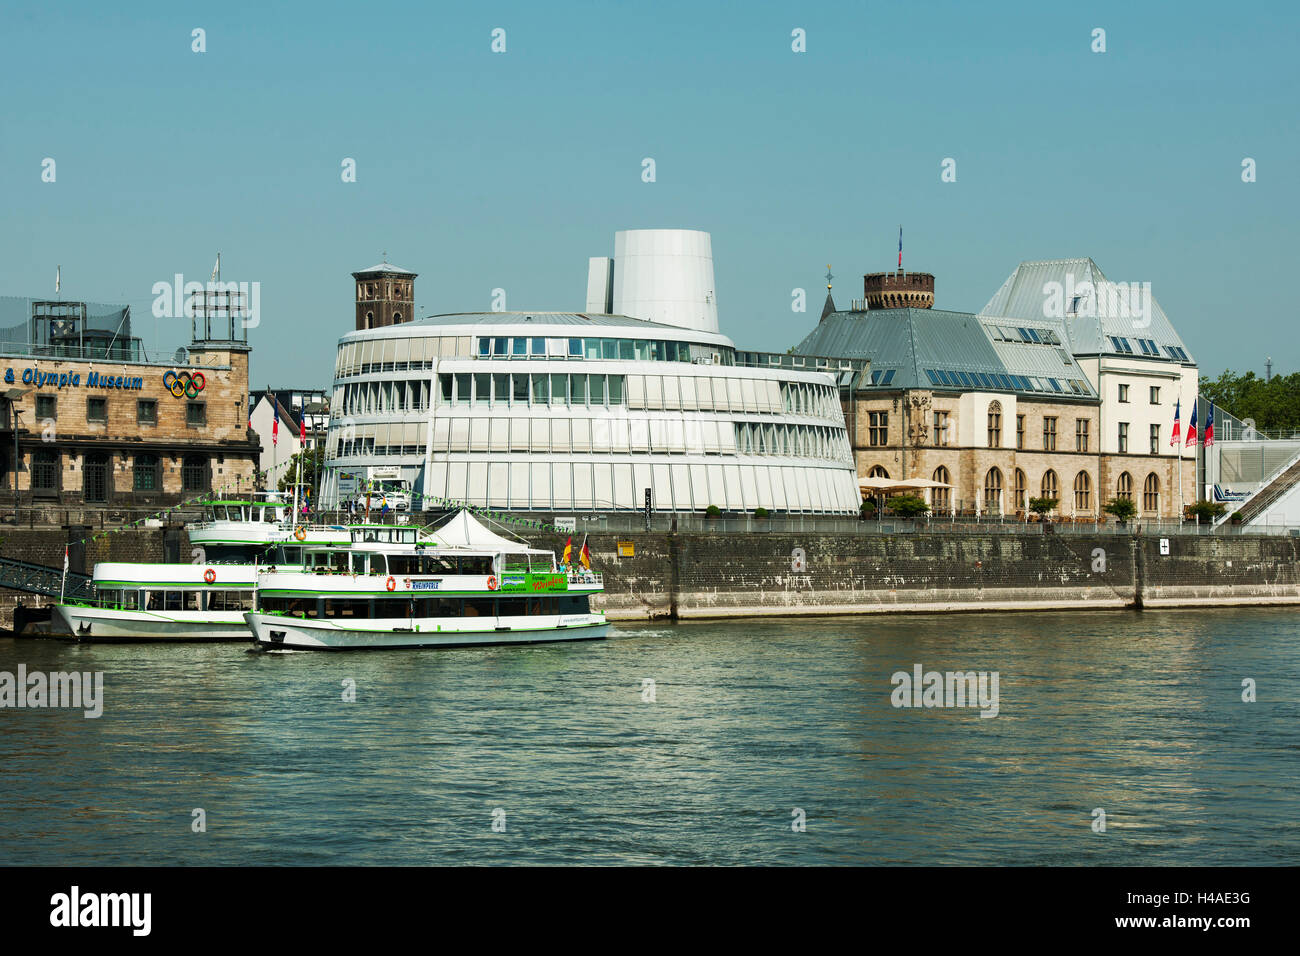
top-left (243, 510), bottom-right (609, 651)
top-left (52, 492), bottom-right (352, 641)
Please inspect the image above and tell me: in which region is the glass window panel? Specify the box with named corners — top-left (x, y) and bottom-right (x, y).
top-left (607, 376), bottom-right (624, 404)
top-left (550, 374), bottom-right (568, 403)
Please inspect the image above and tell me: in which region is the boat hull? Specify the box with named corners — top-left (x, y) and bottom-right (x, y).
top-left (243, 611), bottom-right (610, 650)
top-left (53, 604), bottom-right (253, 642)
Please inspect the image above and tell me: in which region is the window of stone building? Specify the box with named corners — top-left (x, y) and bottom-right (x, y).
top-left (187, 402), bottom-right (207, 428)
top-left (1041, 469), bottom-right (1059, 501)
top-left (138, 399), bottom-right (157, 425)
top-left (1150, 424), bottom-right (1160, 455)
top-left (933, 410), bottom-right (950, 446)
top-left (35, 395), bottom-right (56, 421)
top-left (1118, 384), bottom-right (1130, 403)
top-left (1118, 421), bottom-right (1129, 454)
top-left (1076, 418), bottom-right (1089, 452)
top-left (932, 466), bottom-right (951, 510)
top-left (83, 451), bottom-right (109, 503)
top-left (32, 448), bottom-right (59, 493)
top-left (1117, 471), bottom-right (1133, 500)
top-left (868, 411), bottom-right (888, 447)
top-left (1013, 468), bottom-right (1027, 511)
top-left (182, 455), bottom-right (209, 492)
top-left (984, 468), bottom-right (1003, 513)
top-left (1143, 473), bottom-right (1159, 512)
top-left (1150, 386), bottom-right (1160, 404)
top-left (87, 397), bottom-right (107, 424)
top-left (868, 465), bottom-right (890, 479)
top-left (1016, 414), bottom-right (1025, 449)
top-left (1043, 417), bottom-right (1057, 451)
top-left (134, 453), bottom-right (161, 491)
top-left (1074, 471), bottom-right (1091, 511)
top-left (987, 402), bottom-right (1002, 447)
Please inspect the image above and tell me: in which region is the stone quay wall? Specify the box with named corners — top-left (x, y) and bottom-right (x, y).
top-left (2, 526), bottom-right (1299, 629)
top-left (582, 529), bottom-right (1300, 621)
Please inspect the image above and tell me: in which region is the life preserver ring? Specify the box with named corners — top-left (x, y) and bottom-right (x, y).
top-left (386, 576), bottom-right (396, 592)
top-left (294, 526), bottom-right (307, 541)
top-left (486, 575), bottom-right (498, 591)
top-left (203, 568), bottom-right (216, 584)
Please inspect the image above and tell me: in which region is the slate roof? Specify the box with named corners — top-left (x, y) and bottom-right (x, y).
top-left (980, 258), bottom-right (1194, 363)
top-left (795, 307), bottom-right (1098, 399)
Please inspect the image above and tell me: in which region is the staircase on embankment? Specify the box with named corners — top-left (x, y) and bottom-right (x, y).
top-left (1220, 447), bottom-right (1300, 527)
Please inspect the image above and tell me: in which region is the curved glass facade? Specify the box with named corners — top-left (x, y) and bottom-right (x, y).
top-left (321, 313), bottom-right (860, 514)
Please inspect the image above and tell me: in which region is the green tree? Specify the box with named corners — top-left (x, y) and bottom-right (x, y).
top-left (1028, 496), bottom-right (1058, 518)
top-left (1103, 497), bottom-right (1137, 524)
top-left (1184, 500), bottom-right (1226, 522)
top-left (277, 446), bottom-right (325, 495)
top-left (888, 494), bottom-right (930, 518)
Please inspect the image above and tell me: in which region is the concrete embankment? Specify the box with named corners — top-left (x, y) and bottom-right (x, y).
top-left (582, 529), bottom-right (1300, 621)
top-left (2, 525), bottom-right (1299, 630)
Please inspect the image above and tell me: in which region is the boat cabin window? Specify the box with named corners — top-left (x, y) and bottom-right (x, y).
top-left (208, 590), bottom-right (254, 610)
top-left (154, 590), bottom-right (200, 611)
top-left (351, 552), bottom-right (386, 575)
top-left (308, 551), bottom-right (350, 573)
top-left (353, 527), bottom-right (418, 545)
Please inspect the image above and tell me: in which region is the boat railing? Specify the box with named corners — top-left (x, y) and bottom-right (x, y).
top-left (565, 570), bottom-right (602, 586)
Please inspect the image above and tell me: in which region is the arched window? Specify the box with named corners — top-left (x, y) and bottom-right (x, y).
top-left (182, 454), bottom-right (209, 493)
top-left (1117, 472), bottom-right (1133, 500)
top-left (1143, 473), bottom-right (1160, 512)
top-left (868, 465), bottom-right (889, 479)
top-left (393, 312), bottom-right (402, 323)
top-left (134, 453), bottom-right (161, 492)
top-left (1013, 468), bottom-right (1027, 511)
top-left (932, 466), bottom-right (951, 510)
top-left (984, 467), bottom-right (1003, 513)
top-left (1041, 469), bottom-right (1059, 501)
top-left (987, 401), bottom-right (1002, 447)
top-left (1074, 471), bottom-right (1091, 511)
top-left (366, 311), bottom-right (375, 329)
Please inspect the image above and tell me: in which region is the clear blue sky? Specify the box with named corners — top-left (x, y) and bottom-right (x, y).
top-left (3, 0), bottom-right (1296, 388)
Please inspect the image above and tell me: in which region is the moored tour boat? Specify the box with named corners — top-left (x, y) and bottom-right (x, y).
top-left (52, 492), bottom-right (351, 641)
top-left (243, 510), bottom-right (608, 650)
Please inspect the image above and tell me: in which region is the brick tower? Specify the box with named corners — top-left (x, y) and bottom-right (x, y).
top-left (352, 261), bottom-right (417, 331)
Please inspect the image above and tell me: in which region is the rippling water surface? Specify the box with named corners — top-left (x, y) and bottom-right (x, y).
top-left (1, 608), bottom-right (1297, 865)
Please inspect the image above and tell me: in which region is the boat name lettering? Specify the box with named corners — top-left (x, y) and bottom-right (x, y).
top-left (410, 580), bottom-right (441, 590)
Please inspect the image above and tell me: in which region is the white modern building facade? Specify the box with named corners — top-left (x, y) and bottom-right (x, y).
top-left (320, 230), bottom-right (861, 514)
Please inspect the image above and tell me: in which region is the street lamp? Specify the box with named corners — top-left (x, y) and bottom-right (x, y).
top-left (3, 386), bottom-right (33, 522)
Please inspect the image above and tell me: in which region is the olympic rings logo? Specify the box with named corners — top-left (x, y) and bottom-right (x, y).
top-left (163, 369), bottom-right (206, 399)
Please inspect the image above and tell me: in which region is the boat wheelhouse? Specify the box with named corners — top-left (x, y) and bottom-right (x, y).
top-left (244, 510), bottom-right (608, 650)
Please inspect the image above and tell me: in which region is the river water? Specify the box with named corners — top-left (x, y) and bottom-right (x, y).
top-left (1, 608), bottom-right (1296, 865)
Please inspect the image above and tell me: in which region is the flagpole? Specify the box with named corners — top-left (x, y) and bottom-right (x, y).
top-left (60, 545), bottom-right (68, 601)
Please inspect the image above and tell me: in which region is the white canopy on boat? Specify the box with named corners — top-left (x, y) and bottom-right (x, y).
top-left (428, 510), bottom-right (551, 555)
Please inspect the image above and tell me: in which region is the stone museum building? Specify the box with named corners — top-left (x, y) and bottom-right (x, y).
top-left (0, 296), bottom-right (259, 511)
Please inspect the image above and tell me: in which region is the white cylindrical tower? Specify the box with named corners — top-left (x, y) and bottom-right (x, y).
top-left (610, 229), bottom-right (719, 333)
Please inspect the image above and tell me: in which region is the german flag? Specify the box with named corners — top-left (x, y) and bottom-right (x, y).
top-left (562, 536), bottom-right (572, 565)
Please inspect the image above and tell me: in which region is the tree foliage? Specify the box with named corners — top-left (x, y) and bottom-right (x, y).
top-left (1198, 369), bottom-right (1300, 432)
top-left (1028, 496), bottom-right (1058, 516)
top-left (888, 494), bottom-right (930, 518)
top-left (1103, 497), bottom-right (1137, 523)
